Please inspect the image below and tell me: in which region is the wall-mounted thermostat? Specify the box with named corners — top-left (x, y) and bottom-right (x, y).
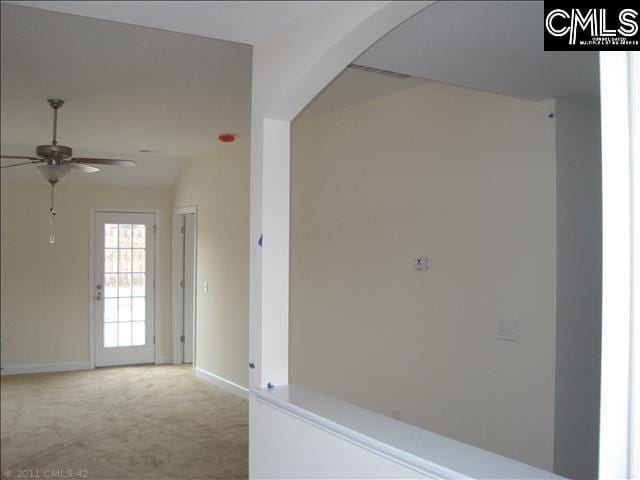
top-left (414, 257), bottom-right (428, 271)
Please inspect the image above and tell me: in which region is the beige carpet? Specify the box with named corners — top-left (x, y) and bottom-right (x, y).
top-left (1, 365), bottom-right (248, 479)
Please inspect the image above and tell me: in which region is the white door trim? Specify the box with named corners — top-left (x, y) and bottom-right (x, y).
top-left (172, 206), bottom-right (198, 367)
top-left (89, 207), bottom-right (161, 368)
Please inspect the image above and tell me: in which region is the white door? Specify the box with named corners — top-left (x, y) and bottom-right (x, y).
top-left (94, 212), bottom-right (156, 367)
top-left (183, 213), bottom-right (196, 363)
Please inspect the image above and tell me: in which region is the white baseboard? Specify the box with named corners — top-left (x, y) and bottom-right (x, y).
top-left (194, 366), bottom-right (248, 399)
top-left (1, 361), bottom-right (92, 375)
top-left (155, 355), bottom-right (173, 365)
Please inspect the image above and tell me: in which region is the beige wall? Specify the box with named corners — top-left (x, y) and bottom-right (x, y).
top-left (290, 81), bottom-right (557, 470)
top-left (0, 181), bottom-right (173, 366)
top-left (173, 139), bottom-right (250, 388)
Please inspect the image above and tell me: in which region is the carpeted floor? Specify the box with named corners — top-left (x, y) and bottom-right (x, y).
top-left (0, 365), bottom-right (248, 479)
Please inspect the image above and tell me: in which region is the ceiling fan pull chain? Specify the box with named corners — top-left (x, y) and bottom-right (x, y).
top-left (49, 181), bottom-right (57, 244)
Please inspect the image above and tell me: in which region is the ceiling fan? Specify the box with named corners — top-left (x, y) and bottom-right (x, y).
top-left (1, 98), bottom-right (136, 180)
top-left (1, 99), bottom-right (137, 243)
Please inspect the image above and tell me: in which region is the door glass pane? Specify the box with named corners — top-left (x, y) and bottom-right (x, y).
top-left (118, 322), bottom-right (132, 347)
top-left (102, 222), bottom-right (147, 348)
top-left (105, 224), bottom-right (118, 248)
top-left (104, 298), bottom-right (118, 323)
top-left (118, 297), bottom-right (132, 323)
top-left (118, 249), bottom-right (132, 273)
top-left (132, 297), bottom-right (145, 321)
top-left (118, 273), bottom-right (131, 297)
top-left (119, 224), bottom-right (132, 248)
top-left (104, 323), bottom-right (117, 347)
top-left (104, 274), bottom-right (118, 297)
top-left (105, 249), bottom-right (118, 273)
top-left (132, 224), bottom-right (145, 248)
top-left (132, 322), bottom-right (145, 345)
top-left (132, 273), bottom-right (145, 297)
top-left (132, 249), bottom-right (145, 272)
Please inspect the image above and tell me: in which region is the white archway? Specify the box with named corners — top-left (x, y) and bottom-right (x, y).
top-left (249, 1), bottom-right (432, 390)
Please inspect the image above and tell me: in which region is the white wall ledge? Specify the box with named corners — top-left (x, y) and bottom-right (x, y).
top-left (253, 385), bottom-right (563, 479)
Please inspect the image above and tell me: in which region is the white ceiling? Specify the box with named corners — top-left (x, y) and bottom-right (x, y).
top-left (6, 1), bottom-right (327, 45)
top-left (1, 3), bottom-right (252, 186)
top-left (355, 1), bottom-right (599, 105)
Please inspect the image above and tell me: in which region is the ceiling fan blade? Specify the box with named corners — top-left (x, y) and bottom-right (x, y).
top-left (69, 163), bottom-right (100, 173)
top-left (1, 159), bottom-right (45, 169)
top-left (1, 155), bottom-right (41, 161)
top-left (71, 158), bottom-right (136, 167)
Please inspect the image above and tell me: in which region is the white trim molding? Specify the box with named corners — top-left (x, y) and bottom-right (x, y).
top-left (1, 361), bottom-right (91, 375)
top-left (599, 51), bottom-right (639, 479)
top-left (195, 366), bottom-right (248, 399)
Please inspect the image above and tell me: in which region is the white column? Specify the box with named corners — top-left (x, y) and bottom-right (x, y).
top-left (259, 118), bottom-right (291, 387)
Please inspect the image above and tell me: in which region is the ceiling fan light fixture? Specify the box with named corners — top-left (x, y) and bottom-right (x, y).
top-left (2, 98), bottom-right (138, 244)
top-left (37, 164), bottom-right (71, 183)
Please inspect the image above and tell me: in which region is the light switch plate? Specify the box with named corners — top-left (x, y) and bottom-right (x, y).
top-left (498, 319), bottom-right (519, 342)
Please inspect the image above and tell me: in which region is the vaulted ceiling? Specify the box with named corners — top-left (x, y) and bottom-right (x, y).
top-left (2, 1), bottom-right (599, 186)
top-left (1, 3), bottom-right (252, 186)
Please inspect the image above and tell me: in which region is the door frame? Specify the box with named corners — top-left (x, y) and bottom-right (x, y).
top-left (172, 206), bottom-right (198, 366)
top-left (89, 207), bottom-right (161, 369)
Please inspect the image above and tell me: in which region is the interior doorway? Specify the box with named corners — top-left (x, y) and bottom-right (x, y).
top-left (173, 207), bottom-right (197, 365)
